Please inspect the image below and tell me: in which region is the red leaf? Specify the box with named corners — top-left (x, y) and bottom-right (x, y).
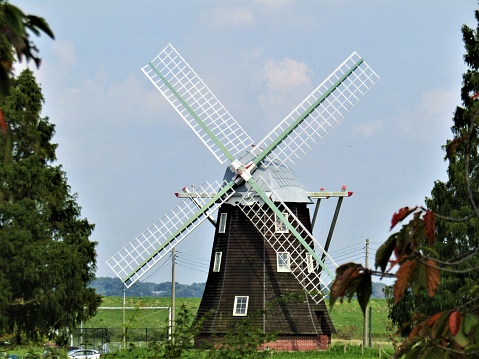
top-left (423, 210), bottom-right (435, 245)
top-left (408, 323), bottom-right (421, 340)
top-left (0, 109), bottom-right (7, 133)
top-left (390, 206), bottom-right (417, 230)
top-left (394, 260), bottom-right (417, 304)
top-left (449, 311), bottom-right (462, 336)
top-left (428, 312), bottom-right (443, 327)
top-left (425, 259), bottom-right (440, 297)
top-left (375, 234), bottom-right (397, 272)
top-left (329, 263), bottom-right (362, 308)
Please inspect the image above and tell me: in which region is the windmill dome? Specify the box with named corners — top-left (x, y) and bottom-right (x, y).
top-left (223, 150), bottom-right (312, 204)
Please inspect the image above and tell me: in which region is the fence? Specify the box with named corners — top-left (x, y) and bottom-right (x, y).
top-left (70, 327), bottom-right (170, 353)
top-left (72, 306), bottom-right (171, 353)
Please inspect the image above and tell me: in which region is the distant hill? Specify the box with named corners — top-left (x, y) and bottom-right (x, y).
top-left (372, 281), bottom-right (388, 298)
top-left (91, 277), bottom-right (205, 298)
top-left (91, 277), bottom-right (389, 299)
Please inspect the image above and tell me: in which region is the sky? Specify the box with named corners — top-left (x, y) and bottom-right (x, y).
top-left (13, 0), bottom-right (478, 290)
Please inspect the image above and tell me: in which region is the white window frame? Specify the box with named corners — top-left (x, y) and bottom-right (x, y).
top-left (276, 252), bottom-right (290, 272)
top-left (213, 252), bottom-right (222, 272)
top-left (233, 296), bottom-right (249, 316)
top-left (274, 212), bottom-right (289, 233)
top-left (219, 213), bottom-right (228, 233)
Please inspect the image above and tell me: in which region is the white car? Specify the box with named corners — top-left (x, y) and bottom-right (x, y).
top-left (67, 349), bottom-right (101, 359)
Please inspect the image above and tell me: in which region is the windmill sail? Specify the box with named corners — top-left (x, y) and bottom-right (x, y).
top-left (107, 181), bottom-right (235, 287)
top-left (251, 52), bottom-right (379, 169)
top-left (238, 176), bottom-right (337, 303)
top-left (142, 44), bottom-right (253, 165)
top-left (113, 44), bottom-right (378, 302)
top-left (111, 43), bottom-right (379, 350)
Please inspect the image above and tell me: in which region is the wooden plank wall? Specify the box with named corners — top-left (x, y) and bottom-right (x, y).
top-left (194, 203), bottom-right (336, 337)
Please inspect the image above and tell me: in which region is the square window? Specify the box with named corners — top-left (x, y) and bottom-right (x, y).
top-left (213, 252), bottom-right (222, 272)
top-left (277, 252), bottom-right (290, 272)
top-left (219, 213), bottom-right (228, 233)
top-left (233, 296), bottom-right (249, 316)
top-left (274, 212), bottom-right (289, 233)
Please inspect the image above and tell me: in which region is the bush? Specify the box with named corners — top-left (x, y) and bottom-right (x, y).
top-left (335, 325), bottom-right (357, 340)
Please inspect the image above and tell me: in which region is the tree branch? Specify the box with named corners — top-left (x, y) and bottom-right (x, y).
top-left (433, 212), bottom-right (474, 222)
top-left (421, 248), bottom-right (479, 266)
top-left (465, 108), bottom-right (479, 218)
top-left (418, 252), bottom-right (479, 274)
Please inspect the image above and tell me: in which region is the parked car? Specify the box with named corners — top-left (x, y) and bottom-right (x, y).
top-left (67, 349), bottom-right (100, 359)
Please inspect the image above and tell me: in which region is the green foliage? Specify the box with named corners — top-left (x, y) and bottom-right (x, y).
top-left (0, 69), bottom-right (101, 342)
top-left (334, 325), bottom-right (357, 340)
top-left (159, 303), bottom-right (204, 358)
top-left (204, 310), bottom-right (278, 358)
top-left (41, 345), bottom-right (68, 359)
top-left (102, 303), bottom-right (203, 358)
top-left (0, 2), bottom-right (54, 102)
top-left (103, 344), bottom-right (394, 359)
top-left (0, 1), bottom-right (54, 154)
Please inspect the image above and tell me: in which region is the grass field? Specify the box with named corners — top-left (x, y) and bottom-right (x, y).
top-left (4, 297), bottom-right (395, 358)
top-left (83, 296), bottom-right (391, 343)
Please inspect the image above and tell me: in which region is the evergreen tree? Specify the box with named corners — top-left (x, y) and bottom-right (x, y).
top-left (385, 8), bottom-right (479, 338)
top-left (330, 6), bottom-right (479, 357)
top-left (0, 69), bottom-right (101, 343)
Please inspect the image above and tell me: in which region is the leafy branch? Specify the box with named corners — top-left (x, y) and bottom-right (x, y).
top-left (0, 1), bottom-right (54, 158)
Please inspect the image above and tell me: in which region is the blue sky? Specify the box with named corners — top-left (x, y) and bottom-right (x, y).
top-left (14, 0), bottom-right (478, 287)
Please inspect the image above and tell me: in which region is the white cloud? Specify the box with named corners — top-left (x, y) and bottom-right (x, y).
top-left (263, 57), bottom-right (311, 92)
top-left (256, 57), bottom-right (313, 126)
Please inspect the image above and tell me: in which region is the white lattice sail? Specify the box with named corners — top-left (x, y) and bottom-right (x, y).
top-left (252, 52), bottom-right (379, 169)
top-left (238, 177), bottom-right (338, 303)
top-left (112, 44), bottom-right (378, 296)
top-left (142, 44), bottom-right (253, 165)
top-left (107, 180), bottom-right (235, 287)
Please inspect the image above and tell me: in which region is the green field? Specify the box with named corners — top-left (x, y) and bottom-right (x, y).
top-left (83, 297), bottom-right (199, 330)
top-left (83, 297), bottom-right (391, 343)
top-left (3, 297), bottom-right (395, 358)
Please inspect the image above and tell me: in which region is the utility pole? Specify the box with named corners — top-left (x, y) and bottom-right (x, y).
top-left (171, 247), bottom-right (176, 343)
top-left (363, 239), bottom-right (369, 348)
top-left (122, 285), bottom-right (126, 349)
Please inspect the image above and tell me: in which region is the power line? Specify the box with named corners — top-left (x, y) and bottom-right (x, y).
top-left (175, 261), bottom-right (209, 273)
top-left (176, 253), bottom-right (209, 269)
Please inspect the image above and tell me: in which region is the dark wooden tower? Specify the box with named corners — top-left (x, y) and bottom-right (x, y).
top-left (194, 202), bottom-right (336, 351)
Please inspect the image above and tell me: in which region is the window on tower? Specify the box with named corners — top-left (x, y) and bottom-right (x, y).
top-left (233, 296), bottom-right (249, 316)
top-left (274, 212), bottom-right (289, 233)
top-left (277, 252), bottom-right (290, 272)
top-left (213, 252), bottom-right (222, 272)
top-left (219, 213), bottom-right (228, 233)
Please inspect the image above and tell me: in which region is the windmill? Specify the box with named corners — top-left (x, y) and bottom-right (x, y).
top-left (107, 44), bottom-right (379, 351)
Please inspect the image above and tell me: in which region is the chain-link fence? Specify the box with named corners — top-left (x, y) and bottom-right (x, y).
top-left (71, 327), bottom-right (169, 353)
